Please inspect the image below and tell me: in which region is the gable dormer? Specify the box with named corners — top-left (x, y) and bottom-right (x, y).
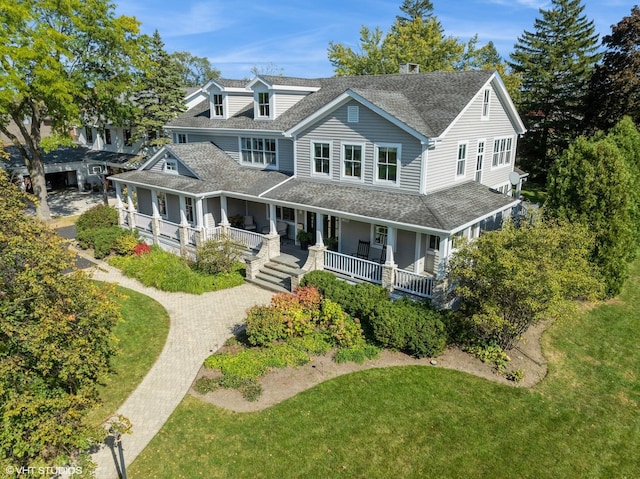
top-left (248, 76), bottom-right (321, 120)
top-left (142, 147), bottom-right (200, 179)
top-left (203, 79), bottom-right (252, 120)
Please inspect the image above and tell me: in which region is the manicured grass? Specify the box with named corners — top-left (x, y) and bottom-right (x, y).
top-left (129, 264), bottom-right (640, 478)
top-left (520, 181), bottom-right (547, 205)
top-left (85, 285), bottom-right (170, 427)
top-left (109, 247), bottom-right (245, 294)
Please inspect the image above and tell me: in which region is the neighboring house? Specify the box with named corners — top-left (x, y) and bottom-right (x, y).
top-left (110, 69), bottom-right (526, 297)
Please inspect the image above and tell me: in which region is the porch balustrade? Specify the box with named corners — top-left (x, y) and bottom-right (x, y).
top-left (324, 250), bottom-right (383, 284)
top-left (394, 269), bottom-right (434, 298)
top-left (133, 212), bottom-right (153, 232)
top-left (226, 227), bottom-right (263, 251)
top-left (159, 220), bottom-right (180, 241)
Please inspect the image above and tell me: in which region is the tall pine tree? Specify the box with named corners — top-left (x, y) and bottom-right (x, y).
top-left (509, 0), bottom-right (600, 181)
top-left (585, 7), bottom-right (640, 132)
top-left (133, 30), bottom-right (185, 155)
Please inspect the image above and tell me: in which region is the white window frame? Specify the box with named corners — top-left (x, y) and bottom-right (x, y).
top-left (475, 139), bottom-right (485, 183)
top-left (275, 206), bottom-right (295, 222)
top-left (185, 196), bottom-right (194, 224)
top-left (164, 158), bottom-right (178, 174)
top-left (311, 140), bottom-right (332, 177)
top-left (482, 88), bottom-right (490, 120)
top-left (104, 128), bottom-right (112, 145)
top-left (340, 142), bottom-right (365, 182)
top-left (373, 224), bottom-right (388, 247)
top-left (240, 137), bottom-right (278, 167)
top-left (455, 141), bottom-right (468, 179)
top-left (212, 94), bottom-right (224, 117)
top-left (85, 127), bottom-right (94, 144)
top-left (427, 234), bottom-right (440, 251)
top-left (374, 143), bottom-right (401, 186)
top-left (347, 105), bottom-right (359, 123)
top-left (157, 191), bottom-right (167, 218)
top-left (257, 92), bottom-right (270, 118)
top-left (492, 136), bottom-right (514, 168)
top-left (176, 133), bottom-right (187, 144)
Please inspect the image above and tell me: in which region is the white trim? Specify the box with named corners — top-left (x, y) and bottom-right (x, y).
top-left (481, 88), bottom-right (491, 120)
top-left (163, 158), bottom-right (179, 174)
top-left (373, 142), bottom-right (401, 187)
top-left (165, 126), bottom-right (284, 137)
top-left (340, 141), bottom-right (365, 183)
top-left (475, 138), bottom-right (486, 183)
top-left (211, 93), bottom-right (225, 119)
top-left (238, 136), bottom-right (279, 169)
top-left (310, 139), bottom-right (333, 178)
top-left (450, 201), bottom-right (518, 235)
top-left (455, 141), bottom-right (468, 180)
top-left (491, 136), bottom-right (514, 169)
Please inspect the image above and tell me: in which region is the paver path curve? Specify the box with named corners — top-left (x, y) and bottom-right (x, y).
top-left (88, 260), bottom-right (274, 479)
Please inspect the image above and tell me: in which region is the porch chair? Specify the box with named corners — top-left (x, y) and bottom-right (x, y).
top-left (243, 215), bottom-right (257, 231)
top-left (355, 240), bottom-right (370, 259)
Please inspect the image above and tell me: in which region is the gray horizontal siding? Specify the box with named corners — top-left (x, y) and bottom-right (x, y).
top-left (425, 83), bottom-right (519, 192)
top-left (275, 92), bottom-right (307, 117)
top-left (295, 100), bottom-right (423, 192)
top-left (146, 155), bottom-right (194, 177)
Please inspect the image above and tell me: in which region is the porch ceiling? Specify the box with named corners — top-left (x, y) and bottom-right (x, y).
top-left (263, 178), bottom-right (517, 231)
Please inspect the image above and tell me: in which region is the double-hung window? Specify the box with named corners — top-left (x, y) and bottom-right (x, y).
top-left (456, 142), bottom-right (467, 177)
top-left (241, 137), bottom-right (277, 166)
top-left (85, 127), bottom-right (94, 144)
top-left (475, 140), bottom-right (485, 182)
top-left (313, 142), bottom-right (331, 176)
top-left (157, 192), bottom-right (167, 218)
top-left (492, 137), bottom-right (513, 167)
top-left (343, 144), bottom-right (362, 180)
top-left (376, 144), bottom-right (399, 184)
top-left (185, 197), bottom-right (194, 224)
top-left (374, 225), bottom-right (388, 246)
top-left (258, 92), bottom-right (270, 117)
top-left (212, 94), bottom-right (224, 117)
top-left (104, 128), bottom-right (112, 145)
top-left (482, 89), bottom-right (490, 119)
top-left (177, 133), bottom-right (187, 144)
top-left (164, 159), bottom-right (178, 174)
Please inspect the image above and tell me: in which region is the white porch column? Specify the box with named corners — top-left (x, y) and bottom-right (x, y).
top-left (115, 182), bottom-right (123, 209)
top-left (179, 196), bottom-right (188, 226)
top-left (316, 212), bottom-right (325, 242)
top-left (195, 197), bottom-right (204, 228)
top-left (150, 191), bottom-right (160, 217)
top-left (220, 195), bottom-right (229, 226)
top-left (268, 203), bottom-right (277, 235)
top-left (436, 235), bottom-right (450, 278)
top-left (387, 226), bottom-right (396, 252)
top-left (126, 184), bottom-right (136, 231)
top-left (413, 232), bottom-right (423, 273)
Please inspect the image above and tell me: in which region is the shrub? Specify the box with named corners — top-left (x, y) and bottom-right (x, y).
top-left (333, 344), bottom-right (380, 364)
top-left (91, 226), bottom-right (132, 259)
top-left (112, 232), bottom-right (139, 255)
top-left (133, 242), bottom-right (152, 256)
top-left (246, 305), bottom-right (287, 346)
top-left (193, 377), bottom-right (220, 394)
top-left (464, 342), bottom-right (511, 373)
top-left (76, 204), bottom-right (118, 233)
top-left (196, 235), bottom-right (242, 274)
top-left (506, 369), bottom-right (525, 383)
top-left (320, 299), bottom-right (364, 348)
top-left (286, 334), bottom-right (332, 355)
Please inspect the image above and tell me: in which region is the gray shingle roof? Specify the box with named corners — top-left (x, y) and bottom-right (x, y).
top-left (168, 70), bottom-right (495, 138)
top-left (262, 178), bottom-right (516, 231)
top-left (110, 142), bottom-right (291, 196)
top-left (3, 145), bottom-right (140, 169)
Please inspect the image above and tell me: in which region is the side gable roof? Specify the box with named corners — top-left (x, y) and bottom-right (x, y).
top-left (167, 70), bottom-right (511, 139)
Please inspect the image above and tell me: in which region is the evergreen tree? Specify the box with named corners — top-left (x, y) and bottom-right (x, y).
top-left (133, 31), bottom-right (186, 153)
top-left (509, 0), bottom-right (601, 180)
top-left (585, 7), bottom-right (640, 131)
top-left (545, 134), bottom-right (635, 297)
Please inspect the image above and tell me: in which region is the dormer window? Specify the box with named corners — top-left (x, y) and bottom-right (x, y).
top-left (258, 92), bottom-right (270, 117)
top-left (212, 94), bottom-right (224, 117)
top-left (164, 158), bottom-right (178, 174)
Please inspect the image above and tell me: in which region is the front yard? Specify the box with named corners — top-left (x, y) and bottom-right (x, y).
top-left (127, 262), bottom-right (640, 477)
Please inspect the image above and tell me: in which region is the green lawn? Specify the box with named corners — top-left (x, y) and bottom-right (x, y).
top-left (520, 181), bottom-right (547, 205)
top-left (85, 285), bottom-right (170, 427)
top-left (128, 264), bottom-right (640, 478)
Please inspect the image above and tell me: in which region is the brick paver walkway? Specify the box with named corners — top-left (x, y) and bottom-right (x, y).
top-left (88, 259), bottom-right (274, 479)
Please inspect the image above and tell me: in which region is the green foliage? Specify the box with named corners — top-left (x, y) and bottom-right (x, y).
top-left (506, 369), bottom-right (525, 383)
top-left (193, 377), bottom-right (220, 394)
top-left (0, 170), bottom-right (121, 469)
top-left (170, 50), bottom-right (220, 87)
top-left (245, 305), bottom-right (287, 346)
top-left (0, 0), bottom-right (144, 219)
top-left (301, 273), bottom-right (447, 358)
top-left (546, 132), bottom-right (636, 297)
top-left (286, 334), bottom-right (332, 356)
top-left (509, 0), bottom-right (601, 180)
top-left (333, 344), bottom-right (381, 364)
top-left (447, 218), bottom-right (602, 349)
top-left (132, 31), bottom-right (185, 151)
top-left (195, 235), bottom-right (242, 274)
top-left (463, 343), bottom-right (511, 373)
top-left (112, 232), bottom-right (140, 256)
top-left (109, 246), bottom-right (244, 294)
top-left (76, 204), bottom-right (118, 232)
top-left (586, 7), bottom-right (640, 131)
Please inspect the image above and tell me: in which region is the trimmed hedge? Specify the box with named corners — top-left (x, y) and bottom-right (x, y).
top-left (301, 271), bottom-right (447, 358)
top-left (76, 205), bottom-right (137, 258)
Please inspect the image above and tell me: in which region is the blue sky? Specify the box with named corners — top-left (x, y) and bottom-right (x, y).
top-left (115, 0), bottom-right (634, 80)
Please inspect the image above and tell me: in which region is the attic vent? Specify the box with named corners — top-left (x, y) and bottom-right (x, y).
top-left (347, 105), bottom-right (359, 123)
top-left (400, 63), bottom-right (420, 74)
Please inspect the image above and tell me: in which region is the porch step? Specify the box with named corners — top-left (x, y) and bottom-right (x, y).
top-left (249, 260), bottom-right (302, 294)
top-left (246, 276), bottom-right (290, 294)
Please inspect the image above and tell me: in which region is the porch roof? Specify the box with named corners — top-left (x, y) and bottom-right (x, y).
top-left (3, 145), bottom-right (141, 170)
top-left (263, 179), bottom-right (517, 232)
top-left (110, 142), bottom-right (291, 196)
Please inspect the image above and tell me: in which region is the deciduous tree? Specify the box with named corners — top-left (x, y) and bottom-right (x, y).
top-left (545, 132), bottom-right (635, 297)
top-left (0, 0), bottom-right (143, 220)
top-left (0, 170), bottom-right (121, 471)
top-left (171, 51), bottom-right (220, 87)
top-left (509, 0), bottom-right (601, 180)
top-left (585, 6), bottom-right (640, 131)
top-left (447, 218), bottom-right (601, 350)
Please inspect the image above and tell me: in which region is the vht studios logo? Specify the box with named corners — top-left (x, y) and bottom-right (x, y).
top-left (5, 465), bottom-right (83, 476)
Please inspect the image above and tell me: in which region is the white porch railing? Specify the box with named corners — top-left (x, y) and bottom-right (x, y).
top-left (159, 219), bottom-right (180, 241)
top-left (324, 250), bottom-right (382, 284)
top-left (203, 226), bottom-right (263, 251)
top-left (133, 212), bottom-right (153, 232)
top-left (394, 269), bottom-right (434, 298)
top-left (186, 226), bottom-right (198, 246)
